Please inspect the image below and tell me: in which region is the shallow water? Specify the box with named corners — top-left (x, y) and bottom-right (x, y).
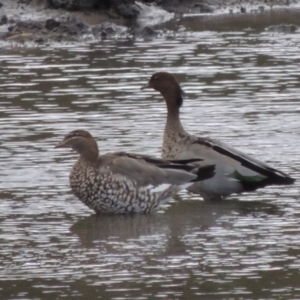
top-left (1, 10), bottom-right (300, 300)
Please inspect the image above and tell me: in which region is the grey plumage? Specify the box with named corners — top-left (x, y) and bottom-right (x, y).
top-left (141, 72), bottom-right (295, 201)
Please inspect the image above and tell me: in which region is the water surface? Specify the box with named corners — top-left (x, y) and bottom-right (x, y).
top-left (1, 11), bottom-right (300, 300)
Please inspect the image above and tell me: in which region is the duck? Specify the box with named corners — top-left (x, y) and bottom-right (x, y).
top-left (55, 129), bottom-right (216, 214)
top-left (141, 72), bottom-right (295, 201)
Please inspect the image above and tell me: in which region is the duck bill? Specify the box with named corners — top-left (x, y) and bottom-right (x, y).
top-left (55, 140), bottom-right (67, 148)
top-left (141, 82), bottom-right (151, 90)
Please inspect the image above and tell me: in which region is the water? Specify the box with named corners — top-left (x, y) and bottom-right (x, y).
top-left (1, 10), bottom-right (300, 300)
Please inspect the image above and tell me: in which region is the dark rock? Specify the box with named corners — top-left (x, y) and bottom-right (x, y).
top-left (0, 2), bottom-right (3, 9)
top-left (53, 17), bottom-right (89, 36)
top-left (138, 26), bottom-right (157, 40)
top-left (97, 26), bottom-right (119, 38)
top-left (266, 24), bottom-right (298, 33)
top-left (140, 26), bottom-right (156, 36)
top-left (66, 17), bottom-right (89, 34)
top-left (8, 25), bottom-right (15, 32)
top-left (200, 3), bottom-right (214, 13)
top-left (241, 6), bottom-right (246, 13)
top-left (35, 37), bottom-right (44, 43)
top-left (290, 24), bottom-right (297, 32)
top-left (56, 35), bottom-right (63, 42)
top-left (47, 0), bottom-right (73, 10)
top-left (45, 19), bottom-right (61, 30)
top-left (92, 23), bottom-right (116, 38)
top-left (105, 27), bottom-right (116, 35)
top-left (193, 2), bottom-right (214, 13)
top-left (100, 30), bottom-right (107, 38)
top-left (47, 0), bottom-right (99, 10)
top-left (18, 0), bottom-right (33, 4)
top-left (11, 20), bottom-right (43, 34)
top-left (115, 3), bottom-right (140, 19)
top-left (0, 15), bottom-right (8, 26)
top-left (76, 20), bottom-right (85, 30)
top-left (91, 21), bottom-right (130, 39)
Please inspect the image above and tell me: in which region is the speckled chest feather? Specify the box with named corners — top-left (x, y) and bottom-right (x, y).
top-left (69, 161), bottom-right (160, 214)
top-left (162, 132), bottom-right (190, 159)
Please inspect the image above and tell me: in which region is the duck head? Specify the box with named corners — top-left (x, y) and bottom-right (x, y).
top-left (141, 72), bottom-right (184, 112)
top-left (55, 130), bottom-right (99, 162)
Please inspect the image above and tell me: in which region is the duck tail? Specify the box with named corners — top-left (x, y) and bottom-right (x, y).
top-left (239, 169), bottom-right (295, 192)
top-left (268, 171), bottom-right (295, 185)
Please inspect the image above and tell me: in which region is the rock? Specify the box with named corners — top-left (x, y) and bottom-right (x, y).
top-left (0, 15), bottom-right (8, 26)
top-left (266, 24), bottom-right (298, 33)
top-left (47, 0), bottom-right (98, 10)
top-left (66, 17), bottom-right (89, 33)
top-left (47, 0), bottom-right (72, 9)
top-left (92, 23), bottom-right (116, 38)
top-left (115, 3), bottom-right (140, 19)
top-left (35, 37), bottom-right (45, 43)
top-left (45, 19), bottom-right (60, 30)
top-left (105, 27), bottom-right (116, 35)
top-left (140, 26), bottom-right (155, 36)
top-left (8, 25), bottom-right (15, 32)
top-left (91, 21), bottom-right (130, 39)
top-left (47, 0), bottom-right (120, 11)
top-left (0, 2), bottom-right (3, 9)
top-left (18, 0), bottom-right (33, 4)
top-left (193, 2), bottom-right (214, 13)
top-left (139, 26), bottom-right (157, 40)
top-left (200, 3), bottom-right (214, 13)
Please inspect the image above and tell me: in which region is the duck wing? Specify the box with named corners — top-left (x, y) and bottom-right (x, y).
top-left (176, 136), bottom-right (295, 191)
top-left (98, 152), bottom-right (215, 187)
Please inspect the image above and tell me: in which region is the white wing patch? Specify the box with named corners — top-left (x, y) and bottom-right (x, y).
top-left (147, 182), bottom-right (193, 194)
top-left (179, 182), bottom-right (194, 190)
top-left (147, 183), bottom-right (172, 193)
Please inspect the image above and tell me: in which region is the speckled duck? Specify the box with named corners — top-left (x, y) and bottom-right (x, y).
top-left (55, 130), bottom-right (215, 214)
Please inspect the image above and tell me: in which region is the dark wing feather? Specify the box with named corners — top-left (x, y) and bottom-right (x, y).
top-left (115, 152), bottom-right (203, 172)
top-left (98, 152), bottom-right (214, 187)
top-left (193, 138), bottom-right (295, 186)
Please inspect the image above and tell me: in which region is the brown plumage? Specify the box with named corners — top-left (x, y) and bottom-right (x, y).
top-left (55, 130), bottom-right (215, 214)
top-left (141, 72), bottom-right (295, 201)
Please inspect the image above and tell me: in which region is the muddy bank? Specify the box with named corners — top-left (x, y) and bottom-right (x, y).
top-left (0, 0), bottom-right (299, 44)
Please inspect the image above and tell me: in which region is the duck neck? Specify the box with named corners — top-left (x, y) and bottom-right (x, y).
top-left (161, 95), bottom-right (187, 159)
top-left (166, 109), bottom-right (186, 135)
top-left (162, 90), bottom-right (186, 135)
top-left (77, 142), bottom-right (99, 166)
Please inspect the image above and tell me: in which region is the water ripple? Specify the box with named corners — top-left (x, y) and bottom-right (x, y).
top-left (0, 17), bottom-right (300, 299)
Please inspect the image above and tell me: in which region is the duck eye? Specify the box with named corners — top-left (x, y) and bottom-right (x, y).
top-left (153, 76), bottom-right (159, 81)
